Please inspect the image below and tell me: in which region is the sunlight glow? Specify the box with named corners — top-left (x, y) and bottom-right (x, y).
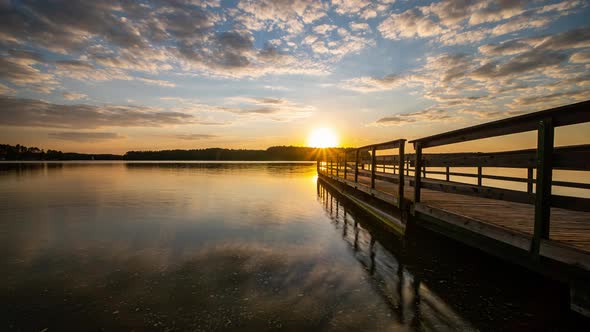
top-left (308, 128), bottom-right (339, 148)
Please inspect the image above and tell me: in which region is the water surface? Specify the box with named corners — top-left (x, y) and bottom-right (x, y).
top-left (0, 162), bottom-right (585, 331)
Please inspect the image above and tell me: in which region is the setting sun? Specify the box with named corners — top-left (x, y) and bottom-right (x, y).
top-left (308, 128), bottom-right (339, 148)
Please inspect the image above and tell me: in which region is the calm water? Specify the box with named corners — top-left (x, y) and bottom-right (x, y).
top-left (0, 162), bottom-right (586, 331)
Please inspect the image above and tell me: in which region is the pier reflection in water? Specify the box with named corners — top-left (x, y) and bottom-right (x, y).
top-left (317, 180), bottom-right (586, 331)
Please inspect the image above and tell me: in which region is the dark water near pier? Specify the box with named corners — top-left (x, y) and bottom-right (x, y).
top-left (0, 162), bottom-right (586, 331)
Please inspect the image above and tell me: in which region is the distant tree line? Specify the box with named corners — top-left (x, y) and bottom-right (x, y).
top-left (1, 144), bottom-right (354, 161)
top-left (0, 144), bottom-right (123, 161)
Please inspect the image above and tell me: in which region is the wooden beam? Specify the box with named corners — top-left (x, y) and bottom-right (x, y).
top-left (344, 155), bottom-right (347, 180)
top-left (532, 118), bottom-right (554, 256)
top-left (358, 139), bottom-right (405, 150)
top-left (355, 150), bottom-right (359, 183)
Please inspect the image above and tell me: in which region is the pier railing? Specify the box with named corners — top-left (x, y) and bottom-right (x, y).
top-left (318, 139), bottom-right (407, 209)
top-left (409, 100), bottom-right (590, 255)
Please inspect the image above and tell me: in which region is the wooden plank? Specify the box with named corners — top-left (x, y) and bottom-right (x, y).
top-left (414, 203), bottom-right (532, 251)
top-left (409, 100), bottom-right (590, 148)
top-left (532, 118), bottom-right (554, 256)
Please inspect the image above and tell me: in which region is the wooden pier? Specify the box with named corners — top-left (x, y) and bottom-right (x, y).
top-left (317, 100), bottom-right (590, 317)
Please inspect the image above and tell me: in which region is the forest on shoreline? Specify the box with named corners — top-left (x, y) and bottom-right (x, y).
top-left (0, 144), bottom-right (351, 161)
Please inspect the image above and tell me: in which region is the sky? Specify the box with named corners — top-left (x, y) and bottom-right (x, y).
top-left (0, 0), bottom-right (589, 154)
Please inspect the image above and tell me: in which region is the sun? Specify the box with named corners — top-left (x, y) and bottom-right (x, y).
top-left (308, 128), bottom-right (339, 148)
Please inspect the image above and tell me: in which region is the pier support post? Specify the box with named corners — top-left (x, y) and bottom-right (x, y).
top-left (371, 146), bottom-right (376, 189)
top-left (414, 142), bottom-right (423, 203)
top-left (531, 118), bottom-right (554, 256)
top-left (354, 150), bottom-right (359, 183)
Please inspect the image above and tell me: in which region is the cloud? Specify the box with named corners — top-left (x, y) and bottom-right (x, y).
top-left (62, 92), bottom-right (87, 100)
top-left (0, 96), bottom-right (198, 129)
top-left (0, 50), bottom-right (57, 91)
top-left (339, 74), bottom-right (407, 92)
top-left (570, 50), bottom-right (590, 63)
top-left (511, 90), bottom-right (590, 107)
top-left (173, 134), bottom-right (218, 140)
top-left (478, 39), bottom-right (533, 56)
top-left (135, 77), bottom-right (176, 88)
top-left (235, 0), bottom-right (326, 32)
top-left (0, 83), bottom-right (15, 95)
top-left (422, 0), bottom-right (526, 27)
top-left (350, 22), bottom-right (371, 33)
top-left (373, 108), bottom-right (452, 126)
top-left (458, 108), bottom-right (525, 119)
top-left (221, 96), bottom-right (315, 121)
top-left (48, 131), bottom-right (125, 142)
top-left (471, 49), bottom-right (569, 80)
top-left (378, 8), bottom-right (442, 39)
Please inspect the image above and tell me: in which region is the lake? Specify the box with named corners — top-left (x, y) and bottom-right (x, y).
top-left (0, 162), bottom-right (585, 331)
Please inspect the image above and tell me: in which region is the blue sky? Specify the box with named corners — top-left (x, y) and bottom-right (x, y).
top-left (0, 0), bottom-right (589, 153)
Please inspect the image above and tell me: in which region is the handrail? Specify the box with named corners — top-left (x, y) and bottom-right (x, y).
top-left (409, 100), bottom-right (590, 257)
top-left (409, 100), bottom-right (590, 148)
top-left (358, 139), bottom-right (406, 151)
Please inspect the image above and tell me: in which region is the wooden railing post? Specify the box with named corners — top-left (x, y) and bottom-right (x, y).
top-left (371, 146), bottom-right (376, 189)
top-left (317, 160), bottom-right (320, 174)
top-left (354, 150), bottom-right (359, 183)
top-left (531, 118), bottom-right (554, 256)
top-left (527, 167), bottom-right (534, 194)
top-left (414, 142), bottom-right (423, 203)
top-left (336, 156), bottom-right (339, 178)
top-left (477, 166), bottom-right (483, 186)
top-left (406, 157), bottom-right (410, 176)
top-left (344, 154), bottom-right (347, 180)
top-left (446, 166), bottom-right (450, 181)
top-left (398, 141), bottom-right (405, 209)
top-left (330, 159), bottom-right (333, 176)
